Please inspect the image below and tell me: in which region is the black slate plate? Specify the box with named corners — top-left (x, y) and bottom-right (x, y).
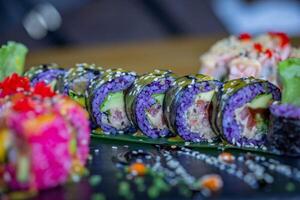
top-left (20, 137), bottom-right (300, 200)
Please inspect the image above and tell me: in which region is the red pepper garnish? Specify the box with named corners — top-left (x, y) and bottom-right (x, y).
top-left (32, 82), bottom-right (56, 98)
top-left (265, 49), bottom-right (273, 58)
top-left (10, 93), bottom-right (27, 104)
top-left (12, 97), bottom-right (35, 112)
top-left (0, 73), bottom-right (30, 98)
top-left (253, 43), bottom-right (263, 53)
top-left (269, 32), bottom-right (290, 47)
top-left (238, 33), bottom-right (252, 41)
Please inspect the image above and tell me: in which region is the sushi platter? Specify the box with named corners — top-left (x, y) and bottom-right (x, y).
top-left (1, 32), bottom-right (300, 199)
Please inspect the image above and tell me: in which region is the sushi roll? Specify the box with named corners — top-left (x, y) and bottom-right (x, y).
top-left (125, 70), bottom-right (176, 138)
top-left (0, 73), bottom-right (91, 190)
top-left (53, 96), bottom-right (90, 169)
top-left (199, 33), bottom-right (253, 80)
top-left (268, 58), bottom-right (300, 156)
top-left (0, 124), bottom-right (9, 191)
top-left (0, 93), bottom-right (73, 190)
top-left (63, 63), bottom-right (103, 107)
top-left (269, 104), bottom-right (300, 156)
top-left (199, 32), bottom-right (295, 85)
top-left (87, 69), bottom-right (137, 134)
top-left (4, 107), bottom-right (72, 190)
top-left (211, 77), bottom-right (281, 147)
top-left (24, 63), bottom-right (65, 92)
top-left (164, 74), bottom-right (222, 142)
top-left (255, 32), bottom-right (291, 60)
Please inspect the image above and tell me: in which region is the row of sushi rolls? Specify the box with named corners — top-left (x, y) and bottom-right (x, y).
top-left (1, 32), bottom-right (300, 193)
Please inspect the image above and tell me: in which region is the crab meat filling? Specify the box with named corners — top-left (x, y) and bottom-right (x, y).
top-left (185, 92), bottom-right (215, 139)
top-left (146, 94), bottom-right (167, 130)
top-left (229, 57), bottom-right (262, 80)
top-left (234, 94), bottom-right (272, 139)
top-left (70, 75), bottom-right (90, 95)
top-left (100, 92), bottom-right (130, 130)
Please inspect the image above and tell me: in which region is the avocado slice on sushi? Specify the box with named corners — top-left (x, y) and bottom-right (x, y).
top-left (87, 69), bottom-right (137, 134)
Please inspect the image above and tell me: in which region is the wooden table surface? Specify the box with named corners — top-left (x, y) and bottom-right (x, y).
top-left (26, 36), bottom-right (223, 75)
top-left (26, 36), bottom-right (300, 75)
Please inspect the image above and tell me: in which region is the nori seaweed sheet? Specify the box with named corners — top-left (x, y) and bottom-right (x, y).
top-left (268, 114), bottom-right (300, 156)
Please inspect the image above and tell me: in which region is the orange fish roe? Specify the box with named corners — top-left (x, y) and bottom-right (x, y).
top-left (23, 114), bottom-right (56, 136)
top-left (0, 129), bottom-right (9, 163)
top-left (218, 152), bottom-right (235, 163)
top-left (71, 159), bottom-right (86, 176)
top-left (200, 174), bottom-right (223, 192)
top-left (128, 162), bottom-right (148, 176)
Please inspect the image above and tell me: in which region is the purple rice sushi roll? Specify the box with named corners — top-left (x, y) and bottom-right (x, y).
top-left (24, 63), bottom-right (65, 92)
top-left (87, 69), bottom-right (137, 134)
top-left (269, 103), bottom-right (300, 156)
top-left (164, 74), bottom-right (222, 142)
top-left (267, 58), bottom-right (300, 156)
top-left (63, 63), bottom-right (103, 107)
top-left (211, 77), bottom-right (281, 147)
top-left (125, 70), bottom-right (176, 138)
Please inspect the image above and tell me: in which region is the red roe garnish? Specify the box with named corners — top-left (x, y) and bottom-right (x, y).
top-left (32, 82), bottom-right (56, 98)
top-left (238, 33), bottom-right (252, 41)
top-left (269, 32), bottom-right (290, 47)
top-left (253, 43), bottom-right (263, 53)
top-left (12, 97), bottom-right (35, 112)
top-left (265, 49), bottom-right (273, 58)
top-left (10, 93), bottom-right (27, 103)
top-left (0, 73), bottom-right (30, 98)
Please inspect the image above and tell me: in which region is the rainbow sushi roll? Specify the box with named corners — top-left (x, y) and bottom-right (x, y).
top-left (268, 58), bottom-right (300, 156)
top-left (0, 73), bottom-right (91, 191)
top-left (3, 108), bottom-right (72, 190)
top-left (63, 63), bottom-right (103, 107)
top-left (87, 69), bottom-right (137, 134)
top-left (125, 70), bottom-right (175, 138)
top-left (0, 115), bottom-right (11, 167)
top-left (53, 97), bottom-right (90, 168)
top-left (0, 128), bottom-right (9, 191)
top-left (164, 74), bottom-right (222, 142)
top-left (211, 77), bottom-right (281, 147)
top-left (24, 63), bottom-right (66, 92)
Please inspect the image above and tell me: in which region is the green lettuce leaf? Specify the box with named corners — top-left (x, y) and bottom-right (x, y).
top-left (278, 58), bottom-right (300, 107)
top-left (0, 41), bottom-right (28, 81)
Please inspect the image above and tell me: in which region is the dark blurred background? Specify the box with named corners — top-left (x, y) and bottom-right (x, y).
top-left (1, 0), bottom-right (300, 50)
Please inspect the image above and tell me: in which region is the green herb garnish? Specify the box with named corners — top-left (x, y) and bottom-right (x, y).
top-left (278, 58), bottom-right (300, 106)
